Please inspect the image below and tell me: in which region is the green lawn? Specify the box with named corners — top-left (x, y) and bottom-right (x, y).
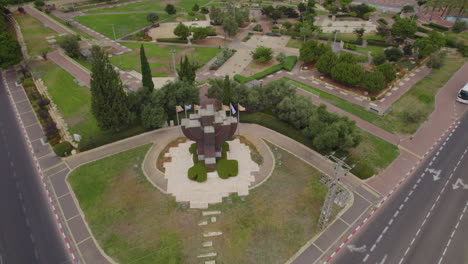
top-left (69, 141), bottom-right (335, 263)
top-left (241, 110), bottom-right (399, 179)
top-left (286, 38), bottom-right (303, 49)
top-left (14, 13), bottom-right (56, 56)
top-left (74, 13), bottom-right (169, 38)
top-left (285, 78), bottom-right (395, 133)
top-left (354, 45), bottom-right (384, 56)
top-left (164, 13), bottom-right (206, 22)
top-left (48, 14), bottom-right (95, 39)
top-left (85, 0), bottom-right (211, 14)
top-left (386, 54), bottom-right (467, 134)
top-left (32, 61), bottom-right (100, 139)
top-left (110, 42), bottom-right (219, 76)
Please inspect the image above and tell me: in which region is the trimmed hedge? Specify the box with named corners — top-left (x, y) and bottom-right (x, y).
top-left (156, 38), bottom-right (189, 43)
top-left (53, 141), bottom-right (73, 157)
top-left (423, 23), bottom-right (449, 31)
top-left (217, 159), bottom-right (239, 179)
top-left (188, 162), bottom-right (208, 182)
top-left (344, 43), bottom-right (357, 50)
top-left (417, 26), bottom-right (430, 33)
top-left (235, 56), bottom-right (298, 83)
top-left (367, 39), bottom-right (397, 47)
top-left (377, 18), bottom-right (388, 25)
top-left (78, 126), bottom-right (147, 151)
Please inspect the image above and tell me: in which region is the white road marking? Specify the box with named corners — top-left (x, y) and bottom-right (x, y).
top-left (437, 202), bottom-right (468, 264)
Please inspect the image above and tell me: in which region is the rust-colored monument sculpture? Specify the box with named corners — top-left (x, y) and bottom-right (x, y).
top-left (181, 104), bottom-right (237, 169)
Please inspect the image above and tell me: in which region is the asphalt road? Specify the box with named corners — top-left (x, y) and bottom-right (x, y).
top-left (0, 74), bottom-right (70, 264)
top-left (332, 111), bottom-right (468, 264)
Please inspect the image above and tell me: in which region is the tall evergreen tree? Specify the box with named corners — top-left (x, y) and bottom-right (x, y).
top-left (177, 56), bottom-right (199, 83)
top-left (90, 46), bottom-right (132, 131)
top-left (140, 44), bottom-right (154, 94)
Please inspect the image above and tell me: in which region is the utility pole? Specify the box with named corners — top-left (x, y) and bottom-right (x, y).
top-left (169, 49), bottom-right (177, 80)
top-left (318, 153), bottom-right (354, 229)
top-left (110, 24), bottom-right (122, 67)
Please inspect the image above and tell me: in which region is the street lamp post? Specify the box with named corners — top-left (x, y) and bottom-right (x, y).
top-left (110, 24), bottom-right (122, 67)
top-left (170, 49), bottom-right (177, 80)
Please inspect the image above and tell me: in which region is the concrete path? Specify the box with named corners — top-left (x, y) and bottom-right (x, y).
top-left (23, 6), bottom-right (74, 35)
top-left (48, 50), bottom-right (91, 87)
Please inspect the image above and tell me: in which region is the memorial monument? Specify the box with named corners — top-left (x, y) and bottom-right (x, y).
top-left (181, 104), bottom-right (237, 169)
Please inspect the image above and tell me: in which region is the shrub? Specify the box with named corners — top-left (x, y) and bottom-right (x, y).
top-left (34, 0), bottom-right (45, 7)
top-left (276, 52), bottom-right (287, 64)
top-left (251, 46), bottom-right (273, 62)
top-left (165, 4), bottom-right (176, 15)
top-left (53, 141), bottom-right (73, 157)
top-left (376, 63), bottom-right (396, 83)
top-left (210, 48), bottom-right (234, 70)
top-left (188, 11), bottom-right (195, 17)
top-left (377, 18), bottom-right (388, 25)
top-left (401, 5), bottom-right (414, 13)
top-left (426, 22), bottom-right (449, 31)
top-left (427, 51), bottom-right (446, 69)
top-left (250, 64), bottom-right (283, 79)
top-left (37, 97), bottom-right (50, 108)
top-left (78, 126), bottom-right (147, 151)
top-left (367, 40), bottom-right (397, 47)
top-left (372, 52), bottom-right (387, 65)
top-left (234, 74), bottom-right (254, 83)
top-left (344, 43), bottom-right (357, 50)
top-left (282, 56), bottom-right (297, 71)
top-left (201, 7), bottom-right (209, 14)
top-left (217, 159), bottom-right (238, 179)
top-left (188, 162), bottom-right (208, 182)
top-left (417, 26), bottom-right (430, 33)
top-left (452, 20), bottom-right (467, 33)
top-left (331, 62), bottom-right (365, 87)
top-left (59, 35), bottom-right (81, 58)
top-left (384, 47), bottom-right (403, 61)
top-left (156, 38), bottom-right (188, 43)
top-left (362, 71), bottom-right (386, 93)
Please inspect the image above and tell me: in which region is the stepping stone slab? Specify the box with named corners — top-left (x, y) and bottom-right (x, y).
top-left (211, 217), bottom-right (217, 223)
top-left (202, 211), bottom-right (221, 216)
top-left (202, 241), bottom-right (213, 247)
top-left (205, 261), bottom-right (216, 264)
top-left (198, 221), bottom-right (208, 226)
top-left (197, 252), bottom-right (217, 258)
top-left (203, 232), bottom-right (222, 237)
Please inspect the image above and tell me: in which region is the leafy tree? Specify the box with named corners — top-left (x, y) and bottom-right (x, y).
top-left (298, 2), bottom-right (306, 12)
top-left (384, 47), bottom-right (403, 61)
top-left (158, 80), bottom-right (199, 116)
top-left (300, 22), bottom-right (313, 42)
top-left (270, 8), bottom-right (282, 22)
top-left (276, 94), bottom-right (314, 129)
top-left (141, 89), bottom-right (167, 129)
top-left (0, 32), bottom-right (22, 68)
top-left (391, 19), bottom-right (417, 39)
top-left (339, 0), bottom-right (353, 10)
top-left (140, 44), bottom-right (153, 94)
top-left (207, 76), bottom-right (247, 104)
top-left (282, 21), bottom-right (293, 30)
top-left (414, 38), bottom-right (436, 58)
top-left (376, 63), bottom-right (396, 83)
top-left (299, 39), bottom-right (319, 62)
top-left (201, 7), bottom-right (209, 14)
top-left (376, 24), bottom-right (391, 37)
top-left (316, 51), bottom-right (338, 75)
top-left (354, 27), bottom-right (365, 41)
top-left (261, 5), bottom-right (275, 16)
top-left (304, 104), bottom-right (361, 153)
top-left (452, 20), bottom-right (467, 33)
top-left (428, 31), bottom-right (446, 48)
top-left (209, 6), bottom-right (223, 25)
top-left (34, 0), bottom-right (44, 7)
top-left (372, 52), bottom-right (386, 65)
top-left (251, 46), bottom-right (273, 62)
top-left (59, 35), bottom-right (80, 58)
top-left (174, 23), bottom-right (190, 39)
top-left (362, 71), bottom-right (386, 92)
top-left (165, 4), bottom-right (176, 14)
top-left (337, 52), bottom-right (362, 64)
top-left (192, 3), bottom-right (199, 12)
top-left (331, 62), bottom-right (364, 87)
top-left (90, 46), bottom-right (132, 131)
top-left (427, 51), bottom-right (446, 69)
top-left (222, 15), bottom-right (238, 37)
top-left (146, 13), bottom-right (159, 24)
top-left (177, 56), bottom-right (199, 83)
top-left (191, 27), bottom-right (209, 40)
top-left (403, 43), bottom-right (413, 56)
top-left (401, 5), bottom-right (415, 13)
top-left (348, 3), bottom-right (375, 19)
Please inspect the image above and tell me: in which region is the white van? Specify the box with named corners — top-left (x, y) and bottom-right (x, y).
top-left (457, 82), bottom-right (468, 104)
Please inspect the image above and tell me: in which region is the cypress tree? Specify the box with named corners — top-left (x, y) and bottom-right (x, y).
top-left (90, 46), bottom-right (132, 132)
top-left (176, 56), bottom-right (199, 83)
top-left (140, 44), bottom-right (154, 93)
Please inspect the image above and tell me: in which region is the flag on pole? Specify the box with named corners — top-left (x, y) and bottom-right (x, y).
top-left (194, 105), bottom-right (200, 111)
top-left (230, 103), bottom-right (237, 114)
top-left (222, 104), bottom-right (230, 111)
top-left (184, 105), bottom-right (192, 110)
top-left (238, 104), bottom-right (246, 111)
top-left (176, 105), bottom-right (183, 112)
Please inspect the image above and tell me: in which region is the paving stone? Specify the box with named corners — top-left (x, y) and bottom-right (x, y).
top-left (202, 241), bottom-right (213, 247)
top-left (205, 261), bottom-right (216, 264)
top-left (198, 221), bottom-right (208, 226)
top-left (197, 252), bottom-right (217, 258)
top-left (203, 231), bottom-right (222, 237)
top-left (211, 216), bottom-right (217, 223)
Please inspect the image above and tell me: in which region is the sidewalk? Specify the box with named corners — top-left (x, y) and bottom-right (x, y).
top-left (368, 62), bottom-right (468, 194)
top-left (23, 6), bottom-right (74, 35)
top-left (48, 50), bottom-right (91, 86)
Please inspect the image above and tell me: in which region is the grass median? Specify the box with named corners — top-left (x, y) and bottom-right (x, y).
top-left (85, 0), bottom-right (211, 14)
top-left (14, 13), bottom-right (56, 56)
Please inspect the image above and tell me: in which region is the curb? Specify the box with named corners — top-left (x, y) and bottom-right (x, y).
top-left (322, 118), bottom-right (461, 264)
top-left (2, 71), bottom-right (79, 264)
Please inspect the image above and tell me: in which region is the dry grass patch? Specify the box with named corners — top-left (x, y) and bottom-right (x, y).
top-left (13, 13), bottom-right (56, 56)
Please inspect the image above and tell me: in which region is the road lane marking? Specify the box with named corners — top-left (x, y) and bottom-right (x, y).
top-left (398, 145), bottom-right (422, 159)
top-left (437, 202), bottom-right (468, 264)
top-left (42, 162), bottom-right (65, 172)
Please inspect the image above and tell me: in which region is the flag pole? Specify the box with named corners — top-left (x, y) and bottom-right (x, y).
top-left (237, 103), bottom-right (240, 137)
top-left (176, 106), bottom-right (181, 137)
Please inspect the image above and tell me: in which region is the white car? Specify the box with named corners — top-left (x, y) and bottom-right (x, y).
top-left (457, 82), bottom-right (468, 104)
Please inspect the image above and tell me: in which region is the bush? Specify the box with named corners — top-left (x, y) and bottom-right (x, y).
top-left (452, 20), bottom-right (467, 33)
top-left (253, 24), bottom-right (263, 32)
top-left (425, 22), bottom-right (449, 31)
top-left (350, 159), bottom-right (375, 179)
top-left (376, 63), bottom-right (396, 83)
top-left (217, 159), bottom-right (238, 179)
top-left (188, 162), bottom-right (208, 182)
top-left (251, 46), bottom-right (273, 62)
top-left (188, 11), bottom-right (195, 17)
top-left (53, 141), bottom-right (73, 157)
top-left (362, 71), bottom-right (386, 93)
top-left (384, 47), bottom-right (403, 61)
top-left (250, 64), bottom-right (283, 79)
top-left (37, 97), bottom-right (50, 108)
top-left (344, 43), bottom-right (357, 50)
top-left (165, 4), bottom-right (176, 15)
top-left (427, 51), bottom-right (446, 69)
top-left (417, 26), bottom-right (430, 33)
top-left (78, 126), bottom-right (147, 151)
top-left (331, 62), bottom-right (364, 87)
top-left (201, 7), bottom-right (209, 14)
top-left (210, 48), bottom-right (234, 70)
top-left (367, 39), bottom-right (396, 47)
top-left (59, 35), bottom-right (81, 58)
top-left (156, 38), bottom-right (188, 44)
top-left (377, 18), bottom-right (388, 25)
top-left (372, 52), bottom-right (386, 65)
top-left (234, 56), bottom-right (297, 83)
top-left (282, 56), bottom-right (297, 71)
top-left (34, 0), bottom-right (45, 7)
top-left (234, 74), bottom-right (254, 83)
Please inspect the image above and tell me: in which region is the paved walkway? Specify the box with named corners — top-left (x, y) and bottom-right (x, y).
top-left (48, 50), bottom-right (91, 86)
top-left (23, 6), bottom-right (74, 35)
